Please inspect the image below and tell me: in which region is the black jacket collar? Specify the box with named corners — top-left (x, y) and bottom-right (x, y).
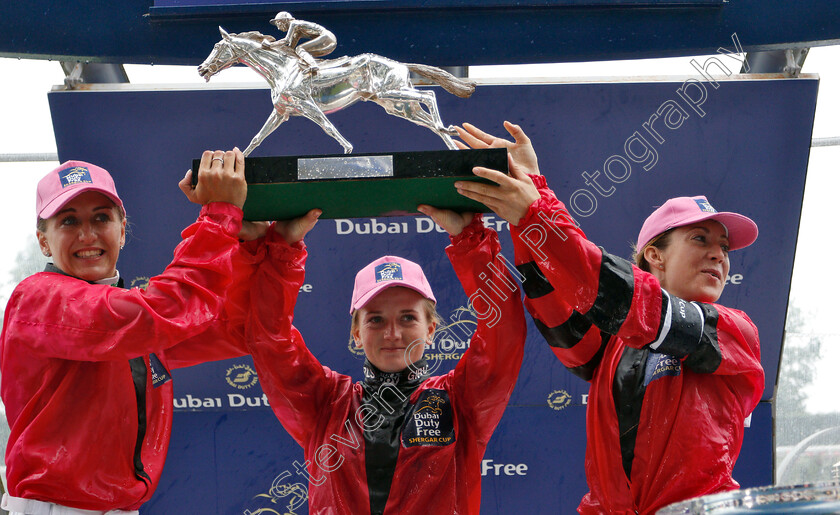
top-left (43, 263), bottom-right (124, 288)
top-left (362, 358), bottom-right (430, 387)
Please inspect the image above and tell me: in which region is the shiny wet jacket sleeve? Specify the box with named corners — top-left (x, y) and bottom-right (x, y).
top-left (244, 228), bottom-right (349, 448)
top-left (163, 236), bottom-right (267, 369)
top-left (3, 202), bottom-right (245, 362)
top-left (509, 176), bottom-right (762, 382)
top-left (0, 201), bottom-right (249, 510)
top-left (446, 215), bottom-right (527, 444)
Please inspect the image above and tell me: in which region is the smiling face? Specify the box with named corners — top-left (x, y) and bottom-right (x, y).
top-left (37, 191), bottom-right (126, 282)
top-left (644, 220), bottom-right (730, 303)
top-left (352, 286), bottom-right (437, 373)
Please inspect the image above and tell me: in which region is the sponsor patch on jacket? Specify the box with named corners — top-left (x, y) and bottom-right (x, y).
top-left (643, 351), bottom-right (681, 386)
top-left (375, 262), bottom-right (402, 282)
top-left (59, 166), bottom-right (93, 188)
top-left (150, 353), bottom-right (172, 387)
top-left (402, 389), bottom-right (455, 447)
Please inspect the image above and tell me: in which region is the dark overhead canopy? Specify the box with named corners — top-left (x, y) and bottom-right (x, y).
top-left (1, 1), bottom-right (839, 66)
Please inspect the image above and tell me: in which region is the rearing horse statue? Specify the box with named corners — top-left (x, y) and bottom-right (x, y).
top-left (198, 27), bottom-right (476, 156)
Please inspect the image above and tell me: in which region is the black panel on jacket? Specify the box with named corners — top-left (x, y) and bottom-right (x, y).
top-left (684, 303), bottom-right (722, 373)
top-left (652, 293), bottom-right (722, 374)
top-left (128, 357), bottom-right (152, 484)
top-left (516, 260), bottom-right (556, 299)
top-left (360, 360), bottom-right (428, 515)
top-left (612, 346), bottom-right (649, 480)
top-left (585, 250), bottom-right (634, 335)
top-left (533, 311), bottom-right (593, 350)
top-left (567, 332), bottom-right (610, 382)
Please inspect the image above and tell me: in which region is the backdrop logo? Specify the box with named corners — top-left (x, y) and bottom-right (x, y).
top-left (421, 307), bottom-right (475, 366)
top-left (547, 389), bottom-right (572, 411)
top-left (226, 364), bottom-right (259, 390)
top-left (348, 339), bottom-right (365, 357)
top-left (244, 472), bottom-right (308, 515)
top-left (130, 276), bottom-right (150, 290)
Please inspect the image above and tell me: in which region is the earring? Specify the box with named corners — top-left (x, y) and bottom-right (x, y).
top-left (45, 251), bottom-right (51, 257)
top-left (658, 264), bottom-right (664, 269)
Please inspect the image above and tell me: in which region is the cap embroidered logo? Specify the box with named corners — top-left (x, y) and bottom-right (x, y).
top-left (694, 198), bottom-right (717, 213)
top-left (375, 262), bottom-right (403, 282)
top-left (59, 166), bottom-right (93, 187)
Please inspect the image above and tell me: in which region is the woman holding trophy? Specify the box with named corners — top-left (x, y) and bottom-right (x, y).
top-left (1, 150), bottom-right (266, 514)
top-left (454, 122), bottom-right (764, 514)
top-left (243, 203), bottom-right (526, 514)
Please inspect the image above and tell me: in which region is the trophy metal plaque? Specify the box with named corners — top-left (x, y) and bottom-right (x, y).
top-left (191, 148), bottom-right (508, 221)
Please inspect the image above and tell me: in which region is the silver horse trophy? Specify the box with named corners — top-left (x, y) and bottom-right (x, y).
top-left (197, 13), bottom-right (476, 156)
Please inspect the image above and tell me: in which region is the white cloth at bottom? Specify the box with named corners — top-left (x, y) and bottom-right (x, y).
top-left (1, 494), bottom-right (139, 515)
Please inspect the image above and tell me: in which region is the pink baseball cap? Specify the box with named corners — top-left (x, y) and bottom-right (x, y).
top-left (36, 161), bottom-right (126, 221)
top-left (350, 256), bottom-right (436, 313)
top-left (636, 195), bottom-right (758, 252)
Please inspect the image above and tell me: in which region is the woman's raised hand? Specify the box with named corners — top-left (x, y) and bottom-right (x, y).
top-left (416, 205), bottom-right (474, 237)
top-left (179, 147), bottom-right (247, 209)
top-left (454, 153), bottom-right (540, 227)
top-left (455, 121), bottom-right (540, 176)
top-left (273, 209), bottom-right (322, 244)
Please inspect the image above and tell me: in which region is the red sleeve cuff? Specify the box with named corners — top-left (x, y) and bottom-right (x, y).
top-left (199, 202), bottom-right (244, 237)
top-left (513, 196), bottom-right (554, 231)
top-left (449, 213), bottom-right (489, 247)
top-left (529, 174), bottom-right (548, 189)
top-left (264, 224), bottom-right (307, 262)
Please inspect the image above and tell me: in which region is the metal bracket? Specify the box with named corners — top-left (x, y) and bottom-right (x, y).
top-left (742, 48), bottom-right (810, 77)
top-left (784, 48), bottom-right (809, 77)
top-left (59, 61), bottom-right (130, 89)
top-left (61, 62), bottom-right (84, 89)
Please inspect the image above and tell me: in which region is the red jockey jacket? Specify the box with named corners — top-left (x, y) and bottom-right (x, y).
top-left (509, 177), bottom-right (764, 515)
top-left (1, 203), bottom-right (258, 511)
top-left (245, 217), bottom-right (526, 515)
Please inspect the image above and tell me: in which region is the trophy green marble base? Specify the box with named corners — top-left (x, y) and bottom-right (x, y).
top-left (191, 149), bottom-right (507, 220)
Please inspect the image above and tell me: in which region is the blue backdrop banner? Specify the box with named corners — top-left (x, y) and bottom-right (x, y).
top-left (48, 74), bottom-right (817, 513)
